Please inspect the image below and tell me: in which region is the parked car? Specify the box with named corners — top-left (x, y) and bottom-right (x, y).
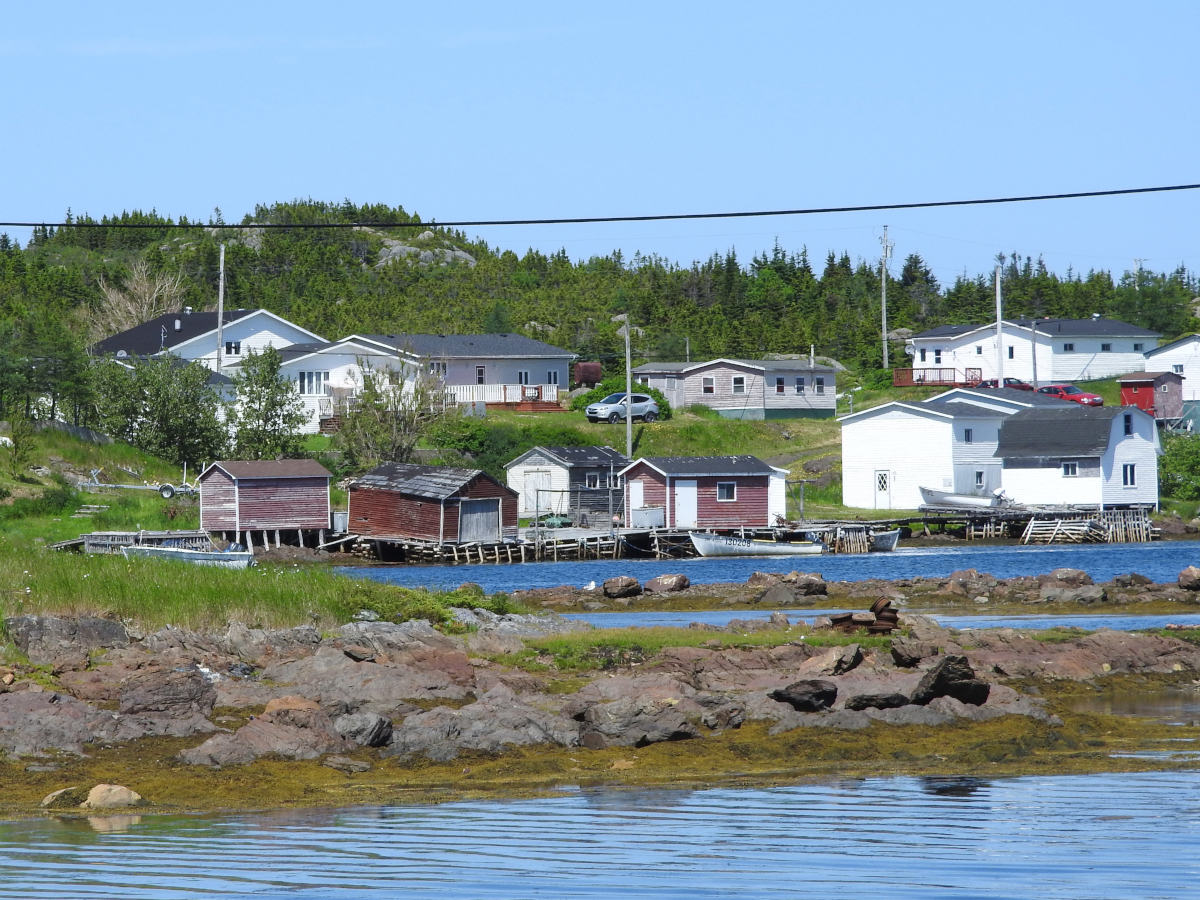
top-left (585, 392), bottom-right (659, 423)
top-left (1035, 383), bottom-right (1105, 406)
top-left (977, 377), bottom-right (1034, 391)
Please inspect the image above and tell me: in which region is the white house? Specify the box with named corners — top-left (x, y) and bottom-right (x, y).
top-left (504, 445), bottom-right (629, 517)
top-left (1144, 335), bottom-right (1200, 401)
top-left (906, 317), bottom-right (1159, 386)
top-left (633, 358), bottom-right (837, 420)
top-left (997, 406), bottom-right (1160, 508)
top-left (349, 332), bottom-right (576, 405)
top-left (92, 308), bottom-right (326, 369)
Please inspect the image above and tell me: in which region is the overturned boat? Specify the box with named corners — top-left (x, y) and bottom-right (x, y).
top-left (689, 532), bottom-right (825, 558)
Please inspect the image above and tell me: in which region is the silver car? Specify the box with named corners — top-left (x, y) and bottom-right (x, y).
top-left (586, 392), bottom-right (659, 424)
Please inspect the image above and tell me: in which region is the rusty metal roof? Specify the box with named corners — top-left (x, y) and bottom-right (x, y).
top-left (206, 460), bottom-right (332, 480)
top-left (351, 462), bottom-right (514, 500)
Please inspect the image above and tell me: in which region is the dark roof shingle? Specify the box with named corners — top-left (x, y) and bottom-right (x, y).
top-left (631, 455), bottom-right (776, 476)
top-left (359, 333), bottom-right (575, 359)
top-left (995, 407), bottom-right (1124, 459)
top-left (914, 317), bottom-right (1160, 340)
top-left (93, 310), bottom-right (256, 357)
top-left (351, 462), bottom-right (514, 500)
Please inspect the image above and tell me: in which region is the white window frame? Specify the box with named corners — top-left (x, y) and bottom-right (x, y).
top-left (225, 340), bottom-right (241, 356)
top-left (1007, 346), bottom-right (1014, 360)
top-left (795, 377), bottom-right (805, 395)
top-left (974, 470), bottom-right (984, 488)
top-left (919, 348), bottom-right (927, 363)
top-left (1063, 343), bottom-right (1074, 351)
top-left (716, 482), bottom-right (737, 502)
top-left (732, 376), bottom-right (746, 395)
top-left (517, 370), bottom-right (531, 386)
top-left (547, 370), bottom-right (559, 385)
top-left (429, 361), bottom-right (447, 377)
top-left (975, 345), bottom-right (982, 355)
top-left (775, 376), bottom-right (785, 394)
top-left (1062, 461), bottom-right (1078, 477)
top-left (476, 366), bottom-right (486, 385)
top-left (702, 376), bottom-right (715, 395)
top-left (585, 472), bottom-right (600, 489)
top-left (666, 375), bottom-right (676, 390)
top-left (1161, 383), bottom-right (1169, 393)
top-left (1174, 364), bottom-right (1184, 374)
top-left (1101, 343), bottom-right (1112, 352)
top-left (933, 349), bottom-right (942, 365)
top-left (1124, 414), bottom-right (1133, 435)
top-left (815, 377), bottom-right (825, 395)
top-left (298, 371), bottom-right (330, 395)
top-left (1134, 343), bottom-right (1143, 351)
top-left (1123, 463), bottom-right (1136, 486)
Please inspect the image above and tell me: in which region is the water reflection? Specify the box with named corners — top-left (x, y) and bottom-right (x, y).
top-left (919, 776), bottom-right (989, 798)
top-left (1069, 688), bottom-right (1200, 725)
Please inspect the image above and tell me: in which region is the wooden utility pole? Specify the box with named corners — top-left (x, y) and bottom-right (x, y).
top-left (624, 313), bottom-right (633, 460)
top-left (216, 243), bottom-right (226, 375)
top-left (995, 265), bottom-right (1003, 383)
top-left (880, 226), bottom-right (892, 368)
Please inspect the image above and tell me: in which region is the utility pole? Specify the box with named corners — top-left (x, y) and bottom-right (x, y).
top-left (880, 226), bottom-right (893, 368)
top-left (995, 265), bottom-right (1003, 383)
top-left (215, 243), bottom-right (226, 375)
top-left (1134, 258), bottom-right (1144, 292)
top-left (624, 314), bottom-right (633, 460)
top-left (685, 335), bottom-right (690, 363)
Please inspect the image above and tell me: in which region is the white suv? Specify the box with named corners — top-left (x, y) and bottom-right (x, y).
top-left (585, 392), bottom-right (659, 424)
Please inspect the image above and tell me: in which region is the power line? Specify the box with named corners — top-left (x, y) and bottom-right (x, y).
top-left (2, 181), bottom-right (1198, 230)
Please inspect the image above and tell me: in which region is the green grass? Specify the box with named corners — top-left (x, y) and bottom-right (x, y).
top-left (1076, 377), bottom-right (1122, 407)
top-left (0, 545), bottom-right (522, 633)
top-left (491, 626), bottom-right (893, 673)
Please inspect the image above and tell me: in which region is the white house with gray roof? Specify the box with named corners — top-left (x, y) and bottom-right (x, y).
top-left (633, 358), bottom-right (837, 419)
top-left (906, 317), bottom-right (1159, 386)
top-left (504, 445), bottom-right (629, 517)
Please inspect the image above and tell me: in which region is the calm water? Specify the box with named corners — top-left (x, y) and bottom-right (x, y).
top-left (337, 541), bottom-right (1200, 595)
top-left (2, 772), bottom-right (1199, 898)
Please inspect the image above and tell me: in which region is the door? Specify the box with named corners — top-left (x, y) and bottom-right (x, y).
top-left (524, 470), bottom-right (551, 516)
top-left (674, 480), bottom-right (698, 528)
top-left (459, 498), bottom-right (500, 543)
top-left (874, 470), bottom-right (891, 510)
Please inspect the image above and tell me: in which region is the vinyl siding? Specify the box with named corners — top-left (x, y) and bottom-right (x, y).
top-left (1101, 413), bottom-right (1159, 506)
top-left (1146, 340), bottom-right (1200, 401)
top-left (841, 408), bottom-right (953, 509)
top-left (1002, 464), bottom-right (1102, 506)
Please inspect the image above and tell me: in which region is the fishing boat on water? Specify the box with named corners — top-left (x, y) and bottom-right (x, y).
top-left (689, 532), bottom-right (825, 558)
top-left (869, 528), bottom-right (902, 552)
top-left (121, 545), bottom-right (254, 569)
top-left (918, 487), bottom-right (1013, 509)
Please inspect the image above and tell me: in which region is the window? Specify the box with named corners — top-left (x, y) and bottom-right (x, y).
top-left (429, 361), bottom-right (447, 377)
top-left (517, 371), bottom-right (530, 385)
top-left (976, 345), bottom-right (983, 355)
top-left (974, 470), bottom-right (984, 488)
top-left (933, 349), bottom-right (942, 365)
top-left (1123, 463), bottom-right (1136, 486)
top-left (775, 376), bottom-right (785, 394)
top-left (815, 377), bottom-right (825, 395)
top-left (476, 366), bottom-right (486, 385)
top-left (717, 482), bottom-right (737, 501)
top-left (224, 340), bottom-right (241, 356)
top-left (1062, 461), bottom-right (1078, 477)
top-left (1131, 386), bottom-right (1139, 394)
top-left (963, 428), bottom-right (974, 443)
top-left (1162, 383), bottom-right (1170, 393)
top-left (919, 348), bottom-right (927, 363)
top-left (298, 371), bottom-right (329, 395)
top-left (1134, 343), bottom-right (1144, 351)
top-left (547, 370), bottom-right (559, 385)
top-left (702, 377), bottom-right (715, 394)
top-left (1007, 346), bottom-right (1014, 359)
top-left (666, 376), bottom-right (676, 390)
top-left (732, 376), bottom-right (746, 394)
top-left (1101, 343), bottom-right (1112, 352)
top-left (795, 377), bottom-right (805, 394)
top-left (586, 472), bottom-right (600, 489)
top-left (1124, 413), bottom-right (1133, 435)
top-left (1063, 343), bottom-right (1074, 352)
top-left (1174, 364), bottom-right (1184, 374)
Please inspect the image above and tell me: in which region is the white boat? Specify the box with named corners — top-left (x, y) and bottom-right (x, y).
top-left (121, 545), bottom-right (255, 569)
top-left (689, 532), bottom-right (825, 557)
top-left (919, 487), bottom-right (1012, 509)
top-left (870, 529), bottom-right (902, 552)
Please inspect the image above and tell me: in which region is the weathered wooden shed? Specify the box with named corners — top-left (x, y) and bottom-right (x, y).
top-left (505, 445), bottom-right (629, 518)
top-left (1118, 371), bottom-right (1185, 420)
top-left (348, 463), bottom-right (519, 544)
top-left (618, 456), bottom-right (788, 530)
top-left (199, 459), bottom-right (332, 540)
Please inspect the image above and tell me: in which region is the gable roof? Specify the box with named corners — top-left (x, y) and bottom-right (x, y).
top-left (619, 455), bottom-right (778, 478)
top-left (350, 462), bottom-right (516, 500)
top-left (204, 460), bottom-right (332, 480)
top-left (274, 338), bottom-right (402, 366)
top-left (1145, 333), bottom-right (1200, 357)
top-left (838, 400), bottom-right (958, 425)
top-left (913, 317), bottom-right (1159, 342)
top-left (927, 387), bottom-right (1076, 410)
top-left (351, 333), bottom-right (576, 360)
top-left (1117, 371), bottom-right (1183, 383)
top-left (633, 357), bottom-right (835, 375)
top-left (995, 407), bottom-right (1129, 459)
top-left (505, 445), bottom-right (630, 470)
top-left (92, 309), bottom-right (327, 358)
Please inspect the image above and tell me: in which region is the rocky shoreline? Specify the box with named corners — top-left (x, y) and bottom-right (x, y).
top-left (4, 567), bottom-right (1200, 816)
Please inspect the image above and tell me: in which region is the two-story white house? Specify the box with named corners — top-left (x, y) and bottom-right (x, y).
top-left (905, 317), bottom-right (1159, 386)
top-left (1144, 335), bottom-right (1200, 401)
top-left (633, 358), bottom-right (837, 420)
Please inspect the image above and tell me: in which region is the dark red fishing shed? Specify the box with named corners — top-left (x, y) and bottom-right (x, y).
top-left (199, 459), bottom-right (332, 546)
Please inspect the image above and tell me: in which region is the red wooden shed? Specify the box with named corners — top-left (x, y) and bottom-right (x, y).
top-left (1118, 371), bottom-right (1185, 420)
top-left (199, 460), bottom-right (332, 536)
top-left (348, 463), bottom-right (519, 544)
top-left (618, 456), bottom-right (787, 530)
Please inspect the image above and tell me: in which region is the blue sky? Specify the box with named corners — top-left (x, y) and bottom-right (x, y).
top-left (1, 1), bottom-right (1196, 286)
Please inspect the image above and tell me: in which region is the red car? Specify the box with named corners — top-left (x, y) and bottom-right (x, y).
top-left (976, 377), bottom-right (1034, 391)
top-left (1036, 384), bottom-right (1104, 406)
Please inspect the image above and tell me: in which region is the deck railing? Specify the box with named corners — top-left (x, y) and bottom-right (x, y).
top-left (892, 368), bottom-right (983, 387)
top-left (446, 384), bottom-right (560, 404)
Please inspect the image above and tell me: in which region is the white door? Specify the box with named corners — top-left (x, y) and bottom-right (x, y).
top-left (459, 498), bottom-right (500, 542)
top-left (874, 470), bottom-right (891, 510)
top-left (524, 470), bottom-right (551, 516)
top-left (629, 480), bottom-right (644, 512)
top-left (674, 480), bottom-right (698, 528)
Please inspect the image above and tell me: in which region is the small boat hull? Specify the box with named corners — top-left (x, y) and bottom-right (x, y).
top-left (121, 546), bottom-right (254, 569)
top-left (919, 487), bottom-right (1009, 509)
top-left (689, 532), bottom-right (825, 558)
top-left (870, 529), bottom-right (902, 552)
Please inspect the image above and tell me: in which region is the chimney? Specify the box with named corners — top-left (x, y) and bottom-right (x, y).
top-left (184, 306), bottom-right (192, 315)
top-left (174, 318), bottom-right (182, 332)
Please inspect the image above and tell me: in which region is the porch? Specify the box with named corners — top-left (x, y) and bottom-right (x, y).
top-left (892, 367), bottom-right (983, 388)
